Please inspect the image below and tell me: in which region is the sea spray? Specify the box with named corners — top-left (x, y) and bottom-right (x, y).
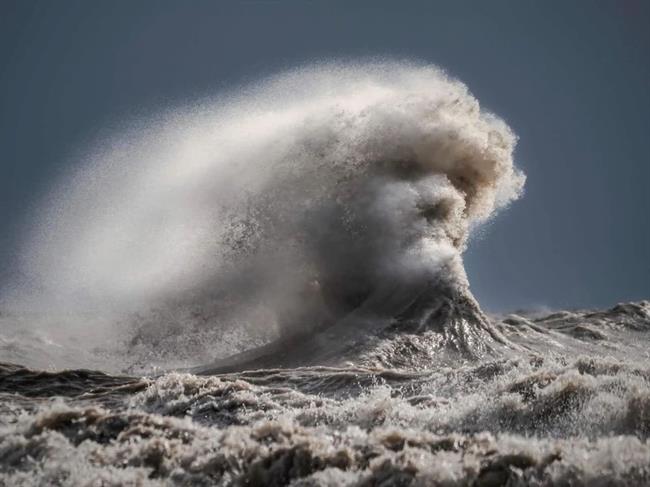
top-left (5, 61), bottom-right (524, 371)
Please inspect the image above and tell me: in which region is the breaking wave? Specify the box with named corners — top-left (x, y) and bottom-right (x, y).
top-left (2, 61), bottom-right (524, 372)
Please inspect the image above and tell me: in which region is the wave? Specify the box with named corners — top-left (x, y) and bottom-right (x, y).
top-left (3, 61), bottom-right (525, 372)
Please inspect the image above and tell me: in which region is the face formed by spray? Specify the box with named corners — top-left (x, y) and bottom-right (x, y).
top-left (8, 61), bottom-right (525, 362)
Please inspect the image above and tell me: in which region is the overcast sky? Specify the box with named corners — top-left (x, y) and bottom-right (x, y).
top-left (1, 0), bottom-right (648, 311)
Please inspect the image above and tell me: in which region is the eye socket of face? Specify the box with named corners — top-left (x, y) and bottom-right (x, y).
top-left (379, 159), bottom-right (424, 180)
top-left (417, 199), bottom-right (452, 224)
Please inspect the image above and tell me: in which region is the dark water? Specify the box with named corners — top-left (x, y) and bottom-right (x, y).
top-left (1, 300), bottom-right (650, 486)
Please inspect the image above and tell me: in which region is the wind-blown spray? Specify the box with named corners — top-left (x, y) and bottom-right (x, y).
top-left (7, 61), bottom-right (525, 371)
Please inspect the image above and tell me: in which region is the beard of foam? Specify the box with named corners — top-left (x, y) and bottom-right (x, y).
top-left (9, 61), bottom-right (525, 348)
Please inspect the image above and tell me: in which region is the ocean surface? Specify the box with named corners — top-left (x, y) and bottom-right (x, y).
top-left (2, 299), bottom-right (650, 486)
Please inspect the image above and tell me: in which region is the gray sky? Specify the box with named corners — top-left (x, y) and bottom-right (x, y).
top-left (1, 0), bottom-right (648, 311)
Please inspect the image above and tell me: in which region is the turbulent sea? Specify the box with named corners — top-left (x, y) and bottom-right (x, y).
top-left (2, 300), bottom-right (650, 486)
top-left (1, 61), bottom-right (648, 485)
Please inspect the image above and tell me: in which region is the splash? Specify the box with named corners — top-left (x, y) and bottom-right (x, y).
top-left (4, 61), bottom-right (525, 371)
